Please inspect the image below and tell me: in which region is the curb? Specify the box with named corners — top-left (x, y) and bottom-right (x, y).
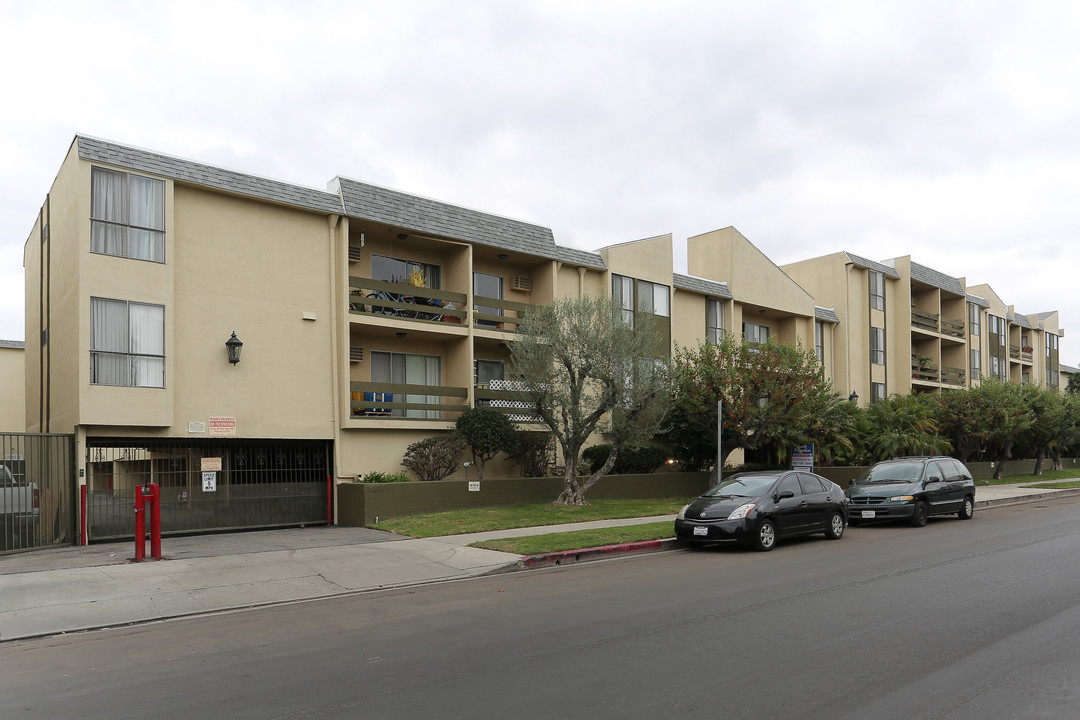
top-left (975, 486), bottom-right (1080, 509)
top-left (518, 538), bottom-right (682, 569)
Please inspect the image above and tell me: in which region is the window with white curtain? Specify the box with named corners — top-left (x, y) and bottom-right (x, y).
top-left (90, 168), bottom-right (165, 262)
top-left (612, 274), bottom-right (634, 327)
top-left (371, 351), bottom-right (442, 418)
top-left (90, 298), bottom-right (165, 387)
top-left (870, 326), bottom-right (885, 365)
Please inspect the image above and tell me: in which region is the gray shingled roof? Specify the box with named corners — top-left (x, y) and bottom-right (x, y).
top-left (910, 262), bottom-right (964, 296)
top-left (335, 177), bottom-right (559, 258)
top-left (966, 293), bottom-right (990, 308)
top-left (815, 307), bottom-right (840, 323)
top-left (845, 252), bottom-right (900, 279)
top-left (77, 136), bottom-right (344, 215)
top-left (673, 273), bottom-right (734, 299)
top-left (1061, 364), bottom-right (1079, 375)
top-left (552, 245), bottom-right (606, 269)
top-left (0, 340), bottom-right (25, 349)
top-left (1010, 313), bottom-right (1034, 330)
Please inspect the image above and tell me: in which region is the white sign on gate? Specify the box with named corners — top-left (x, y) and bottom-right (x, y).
top-left (792, 444), bottom-right (814, 472)
top-left (202, 471), bottom-right (217, 492)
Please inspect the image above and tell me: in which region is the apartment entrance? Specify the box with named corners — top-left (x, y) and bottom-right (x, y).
top-left (85, 438), bottom-right (331, 541)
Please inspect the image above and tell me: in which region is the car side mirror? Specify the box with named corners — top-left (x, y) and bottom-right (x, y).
top-left (776, 490), bottom-right (795, 501)
top-left (926, 476), bottom-right (942, 484)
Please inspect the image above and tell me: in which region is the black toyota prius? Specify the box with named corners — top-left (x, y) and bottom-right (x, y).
top-left (675, 471), bottom-right (848, 551)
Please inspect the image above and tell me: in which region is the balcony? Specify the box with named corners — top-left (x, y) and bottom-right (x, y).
top-left (350, 381), bottom-right (467, 420)
top-left (911, 357), bottom-right (939, 382)
top-left (472, 295), bottom-right (541, 332)
top-left (940, 317), bottom-right (965, 338)
top-left (1009, 345), bottom-right (1034, 363)
top-left (911, 307), bottom-right (939, 333)
top-left (940, 366), bottom-right (966, 386)
top-left (349, 277), bottom-right (468, 326)
top-left (475, 382), bottom-right (544, 424)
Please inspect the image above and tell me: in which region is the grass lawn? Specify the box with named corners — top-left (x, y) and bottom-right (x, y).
top-left (470, 521), bottom-right (676, 555)
top-left (977, 469), bottom-right (1080, 486)
top-left (368, 497), bottom-right (690, 538)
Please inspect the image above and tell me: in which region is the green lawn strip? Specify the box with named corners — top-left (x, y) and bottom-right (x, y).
top-left (1018, 481), bottom-right (1080, 490)
top-left (469, 521), bottom-right (675, 555)
top-left (369, 498), bottom-right (690, 538)
top-left (977, 469), bottom-right (1080, 485)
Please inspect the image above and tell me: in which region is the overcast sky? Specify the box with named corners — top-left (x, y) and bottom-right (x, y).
top-left (1, 0), bottom-right (1076, 364)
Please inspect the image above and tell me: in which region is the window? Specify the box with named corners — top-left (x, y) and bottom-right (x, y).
top-left (371, 351), bottom-right (442, 418)
top-left (871, 382), bottom-right (886, 403)
top-left (612, 274), bottom-right (634, 327)
top-left (90, 168), bottom-right (165, 262)
top-left (777, 474), bottom-right (802, 497)
top-left (90, 298), bottom-right (165, 387)
top-left (706, 298), bottom-right (725, 344)
top-left (869, 271), bottom-right (885, 310)
top-left (870, 327), bottom-right (885, 365)
top-left (637, 280), bottom-right (669, 317)
top-left (742, 322), bottom-right (770, 344)
top-left (473, 272), bottom-right (504, 328)
top-left (814, 321), bottom-right (824, 362)
top-left (969, 304), bottom-right (980, 336)
top-left (971, 349), bottom-right (981, 376)
top-left (474, 359), bottom-right (505, 387)
top-left (371, 255), bottom-right (441, 288)
top-left (989, 314), bottom-right (1006, 347)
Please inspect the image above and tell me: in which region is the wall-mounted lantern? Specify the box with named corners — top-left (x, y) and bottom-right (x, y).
top-left (226, 331), bottom-right (243, 365)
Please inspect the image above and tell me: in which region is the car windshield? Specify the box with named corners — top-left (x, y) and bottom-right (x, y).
top-left (703, 474), bottom-right (779, 498)
top-left (855, 462), bottom-right (922, 484)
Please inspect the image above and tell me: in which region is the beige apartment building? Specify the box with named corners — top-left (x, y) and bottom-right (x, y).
top-left (0, 340), bottom-right (25, 432)
top-left (19, 136), bottom-right (1068, 537)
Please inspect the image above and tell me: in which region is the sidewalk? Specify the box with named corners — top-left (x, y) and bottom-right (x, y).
top-left (1, 482), bottom-right (1077, 642)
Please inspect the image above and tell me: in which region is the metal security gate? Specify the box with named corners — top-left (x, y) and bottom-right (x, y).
top-left (1, 433), bottom-right (76, 554)
top-left (85, 438), bottom-right (330, 541)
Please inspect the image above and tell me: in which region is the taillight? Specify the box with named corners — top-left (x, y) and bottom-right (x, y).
top-left (33, 488), bottom-right (40, 509)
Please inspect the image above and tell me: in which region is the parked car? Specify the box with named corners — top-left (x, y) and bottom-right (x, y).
top-left (845, 456), bottom-right (975, 527)
top-left (675, 470), bottom-right (848, 551)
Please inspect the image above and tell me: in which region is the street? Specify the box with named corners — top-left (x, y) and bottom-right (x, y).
top-left (3, 496), bottom-right (1080, 719)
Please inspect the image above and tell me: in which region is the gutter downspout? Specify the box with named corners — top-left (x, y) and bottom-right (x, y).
top-left (327, 214), bottom-right (342, 523)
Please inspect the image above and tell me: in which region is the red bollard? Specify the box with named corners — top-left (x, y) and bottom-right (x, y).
top-left (132, 483), bottom-right (162, 562)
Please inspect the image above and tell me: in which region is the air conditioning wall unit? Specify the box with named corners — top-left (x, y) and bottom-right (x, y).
top-left (511, 276), bottom-right (532, 292)
top-left (350, 346), bottom-right (364, 363)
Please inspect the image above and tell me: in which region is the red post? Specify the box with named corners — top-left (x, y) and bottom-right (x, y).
top-left (80, 485), bottom-right (88, 546)
top-left (133, 485), bottom-right (146, 562)
top-left (133, 483), bottom-right (162, 562)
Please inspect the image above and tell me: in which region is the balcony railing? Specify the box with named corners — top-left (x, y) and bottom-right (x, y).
top-left (349, 277), bottom-right (468, 325)
top-left (940, 366), bottom-right (966, 386)
top-left (1009, 345), bottom-right (1034, 362)
top-left (350, 381), bottom-right (467, 420)
top-left (940, 317), bottom-right (965, 338)
top-left (472, 295), bottom-right (541, 331)
top-left (911, 307), bottom-right (939, 332)
top-left (475, 384), bottom-right (544, 423)
top-left (911, 359), bottom-right (939, 382)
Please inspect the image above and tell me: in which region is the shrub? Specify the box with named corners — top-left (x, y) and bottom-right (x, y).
top-left (581, 443), bottom-right (670, 475)
top-left (361, 470), bottom-right (414, 483)
top-left (508, 431), bottom-right (555, 478)
top-left (401, 434), bottom-right (466, 482)
top-left (455, 406), bottom-right (517, 479)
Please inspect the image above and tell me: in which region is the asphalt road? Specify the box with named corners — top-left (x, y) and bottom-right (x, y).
top-left (3, 496), bottom-right (1080, 720)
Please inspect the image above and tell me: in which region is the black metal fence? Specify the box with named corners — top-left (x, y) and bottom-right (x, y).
top-left (1, 433), bottom-right (76, 554)
top-left (85, 438), bottom-right (331, 541)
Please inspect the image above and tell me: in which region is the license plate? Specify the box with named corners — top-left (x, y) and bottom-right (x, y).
top-left (861, 511), bottom-right (876, 519)
top-left (693, 526), bottom-right (709, 536)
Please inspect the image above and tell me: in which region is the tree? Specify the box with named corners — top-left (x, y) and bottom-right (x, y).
top-left (1015, 385), bottom-right (1065, 476)
top-left (978, 380), bottom-right (1034, 479)
top-left (509, 296), bottom-right (671, 506)
top-left (507, 430), bottom-right (554, 478)
top-left (665, 333), bottom-right (840, 481)
top-left (858, 393), bottom-right (950, 463)
top-left (1067, 372), bottom-right (1080, 395)
top-left (455, 406), bottom-right (517, 479)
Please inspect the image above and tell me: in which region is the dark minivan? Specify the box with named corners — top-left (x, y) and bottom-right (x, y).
top-left (845, 456), bottom-right (976, 527)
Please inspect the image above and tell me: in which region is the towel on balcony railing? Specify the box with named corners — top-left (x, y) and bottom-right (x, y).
top-left (363, 392), bottom-right (393, 416)
top-left (489, 379), bottom-right (541, 422)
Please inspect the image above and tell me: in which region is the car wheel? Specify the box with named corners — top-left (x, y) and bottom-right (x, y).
top-left (958, 496), bottom-right (974, 520)
top-left (909, 501), bottom-right (929, 527)
top-left (825, 511), bottom-right (845, 540)
top-left (752, 520), bottom-right (777, 551)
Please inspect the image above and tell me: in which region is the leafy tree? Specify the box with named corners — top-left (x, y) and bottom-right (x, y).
top-left (1048, 391), bottom-right (1080, 470)
top-left (858, 393), bottom-right (950, 463)
top-left (936, 388), bottom-right (993, 463)
top-left (509, 296), bottom-right (671, 506)
top-left (1067, 372), bottom-right (1080, 395)
top-left (1015, 385), bottom-right (1066, 476)
top-left (581, 443), bottom-right (670, 475)
top-left (401, 434), bottom-right (466, 482)
top-left (978, 380), bottom-right (1034, 479)
top-left (455, 406), bottom-right (517, 479)
top-left (665, 333), bottom-right (839, 481)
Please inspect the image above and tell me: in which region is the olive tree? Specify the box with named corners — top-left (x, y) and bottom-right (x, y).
top-left (509, 296), bottom-right (671, 506)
